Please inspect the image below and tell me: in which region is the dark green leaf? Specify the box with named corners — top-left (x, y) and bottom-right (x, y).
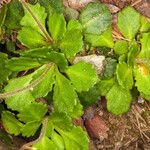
top-left (4, 0), bottom-right (24, 29)
top-left (79, 2), bottom-right (111, 34)
top-left (78, 83), bottom-right (101, 107)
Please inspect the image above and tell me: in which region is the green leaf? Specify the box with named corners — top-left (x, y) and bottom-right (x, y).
top-left (78, 83), bottom-right (101, 107)
top-left (20, 3), bottom-right (47, 36)
top-left (20, 47), bottom-right (52, 58)
top-left (53, 71), bottom-right (79, 117)
top-left (0, 6), bottom-right (7, 28)
top-left (21, 121), bottom-right (41, 137)
top-left (2, 111), bottom-right (23, 136)
top-left (117, 6), bottom-right (140, 39)
top-left (5, 74), bottom-right (35, 111)
top-left (51, 131), bottom-right (65, 150)
top-left (98, 78), bottom-right (115, 96)
top-left (31, 65), bottom-right (55, 98)
top-left (60, 29), bottom-right (83, 59)
top-left (106, 83), bottom-right (132, 115)
top-left (18, 3), bottom-right (52, 48)
top-left (46, 52), bottom-right (68, 72)
top-left (0, 53), bottom-right (11, 84)
top-left (4, 0), bottom-right (24, 29)
top-left (134, 64), bottom-right (150, 98)
top-left (47, 12), bottom-right (66, 41)
top-left (116, 62), bottom-right (133, 90)
top-left (127, 41), bottom-right (140, 67)
top-left (114, 40), bottom-right (128, 55)
top-left (66, 61), bottom-right (99, 92)
top-left (6, 57), bottom-right (42, 72)
top-left (67, 20), bottom-right (82, 31)
top-left (58, 126), bottom-right (89, 150)
top-left (140, 16), bottom-right (150, 32)
top-left (103, 58), bottom-right (117, 79)
top-left (85, 27), bottom-right (114, 48)
top-left (18, 102), bottom-right (48, 123)
top-left (79, 2), bottom-right (111, 34)
top-left (46, 112), bottom-right (73, 137)
top-left (17, 27), bottom-right (48, 49)
top-left (32, 136), bottom-right (57, 150)
top-left (138, 33), bottom-right (150, 66)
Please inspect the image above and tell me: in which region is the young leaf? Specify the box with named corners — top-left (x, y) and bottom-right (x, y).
top-left (21, 121), bottom-right (41, 137)
top-left (140, 16), bottom-right (150, 32)
top-left (106, 83), bottom-right (132, 115)
top-left (18, 102), bottom-right (48, 123)
top-left (116, 62), bottom-right (133, 90)
top-left (79, 2), bottom-right (111, 34)
top-left (47, 12), bottom-right (66, 41)
top-left (32, 136), bottom-right (57, 150)
top-left (65, 61), bottom-right (99, 92)
top-left (85, 27), bottom-right (114, 48)
top-left (53, 70), bottom-right (79, 117)
top-left (6, 57), bottom-right (42, 72)
top-left (114, 40), bottom-right (128, 55)
top-left (2, 111), bottom-right (23, 136)
top-left (58, 126), bottom-right (89, 150)
top-left (117, 6), bottom-right (140, 39)
top-left (0, 53), bottom-right (11, 84)
top-left (60, 29), bottom-right (83, 59)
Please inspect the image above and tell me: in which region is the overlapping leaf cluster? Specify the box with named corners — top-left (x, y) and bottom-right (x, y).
top-left (0, 0), bottom-right (150, 149)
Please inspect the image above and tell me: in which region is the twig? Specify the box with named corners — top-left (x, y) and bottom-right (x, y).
top-left (131, 0), bottom-right (142, 7)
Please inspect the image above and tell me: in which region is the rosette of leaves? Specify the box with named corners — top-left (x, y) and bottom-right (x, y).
top-left (99, 6), bottom-right (150, 115)
top-left (0, 1), bottom-right (102, 149)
